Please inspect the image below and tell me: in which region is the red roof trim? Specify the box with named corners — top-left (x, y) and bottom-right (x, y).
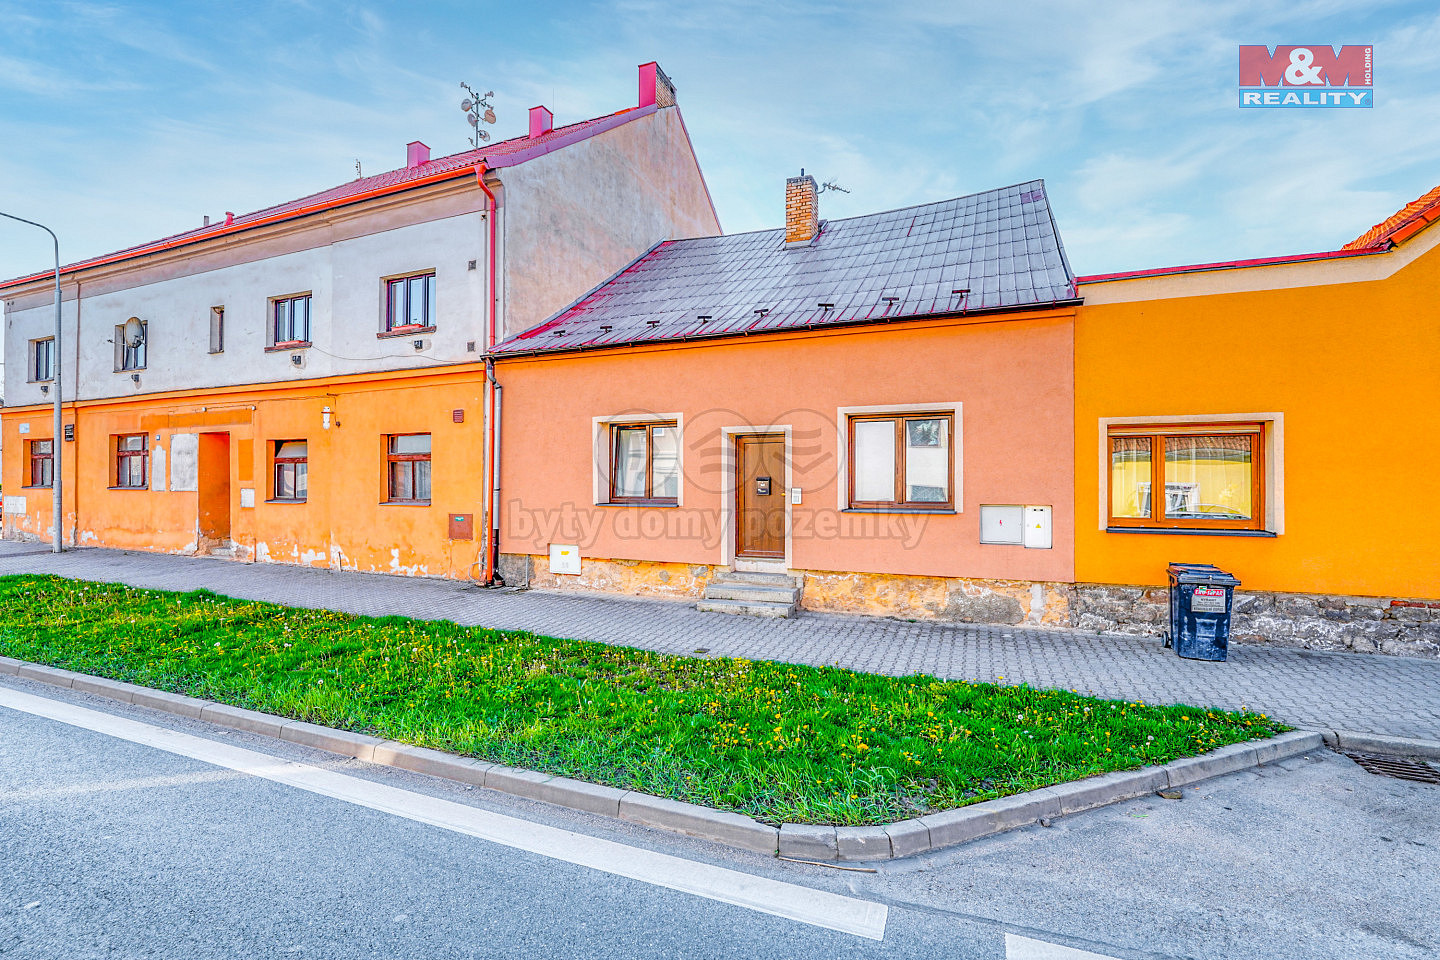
top-left (1076, 245), bottom-right (1385, 285)
top-left (0, 104), bottom-right (655, 294)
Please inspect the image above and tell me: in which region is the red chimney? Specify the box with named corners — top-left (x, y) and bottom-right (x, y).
top-left (406, 141), bottom-right (430, 169)
top-left (637, 62), bottom-right (676, 108)
top-left (528, 106), bottom-right (554, 139)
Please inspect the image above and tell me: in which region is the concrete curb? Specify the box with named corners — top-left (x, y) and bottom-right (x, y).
top-left (1321, 729), bottom-right (1440, 760)
top-left (0, 655), bottom-right (1333, 861)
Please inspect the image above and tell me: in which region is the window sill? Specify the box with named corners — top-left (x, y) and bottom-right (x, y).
top-left (377, 326), bottom-right (436, 339)
top-left (843, 506), bottom-right (956, 515)
top-left (598, 500), bottom-right (680, 508)
top-left (382, 500), bottom-right (432, 507)
top-left (1105, 526), bottom-right (1276, 538)
top-left (114, 368), bottom-right (147, 374)
top-left (20, 485), bottom-right (53, 490)
top-left (266, 341), bottom-right (311, 353)
top-left (266, 498), bottom-right (308, 505)
top-left (108, 486), bottom-right (148, 491)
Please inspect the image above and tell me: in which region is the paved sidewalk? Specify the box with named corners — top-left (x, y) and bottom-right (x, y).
top-left (3, 544), bottom-right (1437, 741)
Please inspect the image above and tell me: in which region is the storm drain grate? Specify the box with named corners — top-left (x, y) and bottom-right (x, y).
top-left (1344, 753), bottom-right (1440, 784)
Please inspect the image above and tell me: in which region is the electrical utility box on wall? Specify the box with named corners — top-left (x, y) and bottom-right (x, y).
top-left (1023, 505), bottom-right (1053, 549)
top-left (980, 504), bottom-right (1052, 549)
top-left (549, 544), bottom-right (581, 575)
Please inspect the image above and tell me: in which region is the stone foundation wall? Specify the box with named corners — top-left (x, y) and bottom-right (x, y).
top-left (496, 553), bottom-right (1440, 659)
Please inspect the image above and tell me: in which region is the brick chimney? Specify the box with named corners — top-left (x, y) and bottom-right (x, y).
top-left (637, 61), bottom-right (676, 108)
top-left (528, 106), bottom-right (554, 139)
top-left (406, 141), bottom-right (430, 169)
top-left (785, 170), bottom-right (819, 246)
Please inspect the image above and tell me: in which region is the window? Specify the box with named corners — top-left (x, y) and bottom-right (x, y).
top-left (209, 307), bottom-right (225, 354)
top-left (385, 273), bottom-right (436, 331)
top-left (113, 322), bottom-right (147, 371)
top-left (272, 295), bottom-right (311, 345)
top-left (272, 440), bottom-right (308, 501)
top-left (114, 434), bottom-right (148, 489)
top-left (1108, 424), bottom-right (1264, 530)
top-left (848, 413), bottom-right (953, 509)
top-left (609, 422), bottom-right (679, 503)
top-left (29, 338), bottom-right (54, 382)
top-left (27, 439), bottom-right (53, 488)
top-left (386, 434), bottom-right (431, 503)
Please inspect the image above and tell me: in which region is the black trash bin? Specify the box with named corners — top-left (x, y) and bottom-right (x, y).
top-left (1165, 562), bottom-right (1240, 661)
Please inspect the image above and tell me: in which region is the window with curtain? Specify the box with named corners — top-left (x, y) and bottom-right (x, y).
top-left (27, 439), bottom-right (53, 488)
top-left (386, 434), bottom-right (432, 503)
top-left (848, 413), bottom-right (953, 509)
top-left (273, 440), bottom-right (308, 501)
top-left (609, 422), bottom-right (679, 503)
top-left (1108, 424), bottom-right (1263, 530)
top-left (114, 434), bottom-right (148, 489)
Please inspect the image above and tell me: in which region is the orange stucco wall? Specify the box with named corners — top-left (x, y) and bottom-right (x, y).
top-left (496, 310), bottom-right (1076, 583)
top-left (1075, 238), bottom-right (1440, 599)
top-left (1, 368), bottom-right (488, 578)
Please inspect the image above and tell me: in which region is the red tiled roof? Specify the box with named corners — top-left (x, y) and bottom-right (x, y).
top-left (1344, 183), bottom-right (1440, 250)
top-left (1, 106), bottom-right (649, 291)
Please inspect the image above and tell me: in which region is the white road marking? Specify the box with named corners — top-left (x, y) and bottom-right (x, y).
top-left (0, 686), bottom-right (888, 941)
top-left (1006, 932), bottom-right (1122, 959)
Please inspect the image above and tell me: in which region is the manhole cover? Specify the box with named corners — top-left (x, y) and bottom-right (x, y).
top-left (1344, 753), bottom-right (1440, 784)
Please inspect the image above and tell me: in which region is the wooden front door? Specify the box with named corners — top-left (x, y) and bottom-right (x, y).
top-left (735, 435), bottom-right (785, 558)
top-left (197, 432), bottom-right (231, 542)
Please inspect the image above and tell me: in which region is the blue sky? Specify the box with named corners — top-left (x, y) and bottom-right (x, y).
top-left (1, 0), bottom-right (1438, 280)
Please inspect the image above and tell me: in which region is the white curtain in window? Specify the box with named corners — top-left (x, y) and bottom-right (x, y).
top-left (905, 418), bottom-right (948, 502)
top-left (614, 428), bottom-right (648, 497)
top-left (853, 419), bottom-right (896, 501)
top-left (650, 425), bottom-right (679, 499)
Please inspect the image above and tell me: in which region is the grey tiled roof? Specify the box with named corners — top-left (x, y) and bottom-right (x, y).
top-left (492, 179), bottom-right (1076, 356)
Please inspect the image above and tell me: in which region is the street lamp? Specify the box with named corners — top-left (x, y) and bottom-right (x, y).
top-left (0, 212), bottom-right (63, 553)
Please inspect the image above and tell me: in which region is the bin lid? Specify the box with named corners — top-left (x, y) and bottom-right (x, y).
top-left (1167, 562), bottom-right (1240, 586)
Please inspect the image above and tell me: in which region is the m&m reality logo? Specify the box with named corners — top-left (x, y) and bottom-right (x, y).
top-left (1238, 45), bottom-right (1373, 108)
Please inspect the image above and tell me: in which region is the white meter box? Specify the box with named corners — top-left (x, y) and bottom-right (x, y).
top-left (549, 544), bottom-right (581, 575)
top-left (980, 504), bottom-right (1052, 549)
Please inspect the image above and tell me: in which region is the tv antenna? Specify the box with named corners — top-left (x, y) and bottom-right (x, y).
top-left (459, 82), bottom-right (497, 148)
top-left (819, 179), bottom-right (850, 195)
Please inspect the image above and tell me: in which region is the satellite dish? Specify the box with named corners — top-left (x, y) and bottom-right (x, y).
top-left (477, 130), bottom-right (490, 142)
top-left (466, 112), bottom-right (479, 125)
top-left (122, 317), bottom-right (145, 348)
top-left (482, 108), bottom-right (496, 124)
top-left (460, 98), bottom-right (473, 112)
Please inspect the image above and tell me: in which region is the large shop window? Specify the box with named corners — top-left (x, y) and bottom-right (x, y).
top-left (272, 440), bottom-right (309, 502)
top-left (1108, 424), bottom-right (1264, 531)
top-left (386, 434), bottom-right (432, 504)
top-left (27, 439), bottom-right (53, 488)
top-left (848, 413), bottom-right (953, 509)
top-left (113, 434), bottom-right (148, 489)
top-left (609, 422), bottom-right (679, 503)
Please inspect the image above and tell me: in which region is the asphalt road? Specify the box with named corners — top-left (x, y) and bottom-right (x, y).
top-left (2, 675), bottom-right (1436, 959)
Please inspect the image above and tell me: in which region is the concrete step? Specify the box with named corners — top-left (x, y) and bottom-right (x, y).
top-left (710, 570), bottom-right (801, 588)
top-left (702, 581), bottom-right (800, 604)
top-left (696, 597), bottom-right (799, 619)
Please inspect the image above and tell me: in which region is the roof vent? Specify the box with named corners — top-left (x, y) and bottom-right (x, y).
top-left (406, 141), bottom-right (430, 169)
top-left (818, 302), bottom-right (834, 310)
top-left (754, 308), bottom-right (770, 318)
top-left (646, 319), bottom-right (661, 327)
top-left (528, 106), bottom-right (554, 139)
top-left (600, 325), bottom-right (612, 333)
top-left (785, 171), bottom-right (819, 246)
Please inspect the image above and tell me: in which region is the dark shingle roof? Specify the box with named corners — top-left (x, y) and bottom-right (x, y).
top-left (492, 179), bottom-right (1075, 356)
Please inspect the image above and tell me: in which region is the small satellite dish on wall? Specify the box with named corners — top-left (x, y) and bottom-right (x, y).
top-left (122, 317), bottom-right (146, 347)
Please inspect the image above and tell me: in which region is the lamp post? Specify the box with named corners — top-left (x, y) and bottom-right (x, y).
top-left (0, 212), bottom-right (63, 553)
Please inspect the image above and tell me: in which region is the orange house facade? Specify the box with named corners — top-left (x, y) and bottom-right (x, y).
top-left (491, 178), bottom-right (1084, 624)
top-left (1072, 187), bottom-right (1440, 658)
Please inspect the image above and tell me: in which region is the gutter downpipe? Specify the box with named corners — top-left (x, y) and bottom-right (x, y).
top-left (474, 164), bottom-right (502, 584)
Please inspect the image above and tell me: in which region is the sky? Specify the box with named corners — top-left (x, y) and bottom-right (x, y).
top-left (1, 0), bottom-right (1438, 282)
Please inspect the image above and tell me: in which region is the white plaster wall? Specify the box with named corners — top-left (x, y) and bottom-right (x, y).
top-left (3, 212), bottom-right (486, 405)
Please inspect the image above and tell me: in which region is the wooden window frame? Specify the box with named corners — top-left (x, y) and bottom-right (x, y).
top-left (608, 421), bottom-right (679, 505)
top-left (846, 412), bottom-right (955, 510)
top-left (26, 439), bottom-right (54, 488)
top-left (271, 294), bottom-right (312, 347)
top-left (383, 272), bottom-right (437, 333)
top-left (385, 433), bottom-right (432, 504)
top-left (113, 434), bottom-right (148, 489)
top-left (29, 338), bottom-right (54, 382)
top-left (1107, 422), bottom-right (1265, 531)
top-left (272, 440), bottom-right (308, 503)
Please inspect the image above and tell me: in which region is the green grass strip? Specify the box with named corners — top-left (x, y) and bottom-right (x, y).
top-left (0, 575), bottom-right (1285, 825)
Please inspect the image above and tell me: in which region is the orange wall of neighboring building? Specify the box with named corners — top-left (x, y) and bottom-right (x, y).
top-left (1075, 238), bottom-right (1440, 599)
top-left (1, 368), bottom-right (489, 579)
top-left (496, 311), bottom-right (1076, 583)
